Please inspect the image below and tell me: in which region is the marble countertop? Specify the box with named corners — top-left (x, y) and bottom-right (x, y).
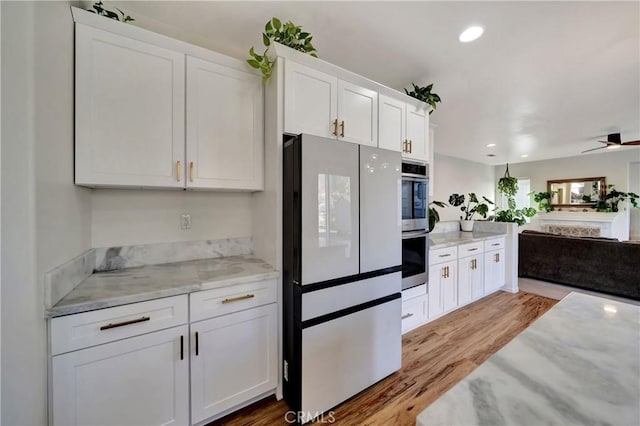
top-left (47, 255), bottom-right (278, 318)
top-left (429, 231), bottom-right (507, 249)
top-left (417, 292), bottom-right (640, 426)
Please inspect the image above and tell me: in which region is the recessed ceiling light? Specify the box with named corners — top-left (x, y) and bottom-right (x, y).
top-left (459, 26), bottom-right (484, 43)
top-left (486, 143), bottom-right (496, 147)
top-left (521, 154), bottom-right (529, 158)
top-left (486, 154), bottom-right (496, 157)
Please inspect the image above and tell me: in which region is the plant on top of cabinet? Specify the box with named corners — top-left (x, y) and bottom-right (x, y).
top-left (449, 193), bottom-right (494, 231)
top-left (589, 184), bottom-right (640, 212)
top-left (248, 17), bottom-right (318, 82)
top-left (87, 1), bottom-right (134, 22)
top-left (404, 83), bottom-right (441, 114)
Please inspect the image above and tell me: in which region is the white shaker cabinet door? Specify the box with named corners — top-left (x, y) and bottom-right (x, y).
top-left (284, 60), bottom-right (338, 139)
top-left (301, 135), bottom-right (359, 285)
top-left (337, 80), bottom-right (378, 146)
top-left (360, 145), bottom-right (402, 272)
top-left (404, 104), bottom-right (430, 162)
top-left (186, 56), bottom-right (264, 190)
top-left (484, 249), bottom-right (506, 294)
top-left (378, 95), bottom-right (405, 152)
top-left (52, 325), bottom-right (189, 426)
top-left (190, 304), bottom-right (277, 424)
top-left (75, 24), bottom-right (185, 188)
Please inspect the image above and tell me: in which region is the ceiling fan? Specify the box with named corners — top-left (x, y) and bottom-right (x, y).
top-left (582, 133), bottom-right (640, 153)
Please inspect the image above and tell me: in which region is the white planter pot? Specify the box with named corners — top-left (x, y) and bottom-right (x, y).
top-left (460, 220), bottom-right (474, 232)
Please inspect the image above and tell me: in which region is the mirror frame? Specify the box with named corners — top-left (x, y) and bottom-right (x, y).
top-left (547, 176), bottom-right (606, 207)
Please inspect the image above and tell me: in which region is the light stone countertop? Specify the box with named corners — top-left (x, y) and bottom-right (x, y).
top-left (416, 292), bottom-right (640, 426)
top-left (429, 231), bottom-right (507, 249)
top-left (47, 255), bottom-right (278, 318)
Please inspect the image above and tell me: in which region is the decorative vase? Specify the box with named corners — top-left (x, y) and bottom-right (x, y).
top-left (460, 220), bottom-right (474, 232)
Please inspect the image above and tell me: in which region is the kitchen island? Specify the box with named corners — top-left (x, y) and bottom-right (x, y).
top-left (416, 292), bottom-right (640, 425)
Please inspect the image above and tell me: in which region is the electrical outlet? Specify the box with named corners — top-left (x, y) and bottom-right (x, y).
top-left (283, 360), bottom-right (289, 381)
top-left (180, 213), bottom-right (192, 230)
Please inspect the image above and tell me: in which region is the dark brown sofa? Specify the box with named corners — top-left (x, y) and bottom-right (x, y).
top-left (519, 230), bottom-right (640, 301)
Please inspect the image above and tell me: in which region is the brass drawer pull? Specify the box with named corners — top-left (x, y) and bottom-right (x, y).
top-left (100, 316), bottom-right (150, 331)
top-left (438, 253), bottom-right (451, 257)
top-left (401, 313), bottom-right (414, 320)
top-left (221, 294), bottom-right (255, 304)
top-left (468, 248), bottom-right (478, 251)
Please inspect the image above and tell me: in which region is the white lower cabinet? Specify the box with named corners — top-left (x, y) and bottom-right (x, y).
top-left (190, 304), bottom-right (278, 423)
top-left (458, 254), bottom-right (484, 305)
top-left (50, 280), bottom-right (278, 426)
top-left (428, 259), bottom-right (457, 319)
top-left (401, 284), bottom-right (428, 333)
top-left (52, 325), bottom-right (189, 426)
top-left (484, 248), bottom-right (506, 294)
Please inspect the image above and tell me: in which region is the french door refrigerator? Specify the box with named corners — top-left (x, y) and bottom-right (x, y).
top-left (283, 134), bottom-right (402, 423)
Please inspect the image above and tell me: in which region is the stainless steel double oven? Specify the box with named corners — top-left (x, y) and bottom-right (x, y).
top-left (401, 161), bottom-right (429, 290)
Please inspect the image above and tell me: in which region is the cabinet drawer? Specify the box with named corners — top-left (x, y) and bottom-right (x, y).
top-left (50, 295), bottom-right (188, 355)
top-left (429, 245), bottom-right (458, 266)
top-left (402, 283), bottom-right (427, 301)
top-left (402, 295), bottom-right (427, 333)
top-left (484, 237), bottom-right (505, 251)
top-left (190, 278), bottom-right (277, 322)
top-left (458, 241), bottom-right (484, 257)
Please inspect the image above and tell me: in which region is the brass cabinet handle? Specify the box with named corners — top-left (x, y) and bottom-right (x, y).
top-left (401, 313), bottom-right (414, 320)
top-left (180, 335), bottom-right (184, 360)
top-left (100, 316), bottom-right (150, 331)
top-left (189, 161), bottom-right (194, 182)
top-left (332, 119), bottom-right (338, 136)
top-left (221, 294), bottom-right (255, 304)
top-left (441, 266), bottom-right (446, 278)
top-left (409, 139), bottom-right (413, 153)
top-left (340, 120), bottom-right (345, 137)
top-left (195, 331), bottom-right (199, 356)
top-left (494, 253), bottom-right (500, 262)
top-left (176, 161), bottom-right (182, 182)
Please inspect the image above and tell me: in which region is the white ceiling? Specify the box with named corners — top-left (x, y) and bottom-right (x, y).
top-left (113, 1), bottom-right (640, 165)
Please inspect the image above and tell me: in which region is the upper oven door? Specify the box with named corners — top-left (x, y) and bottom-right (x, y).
top-left (402, 176), bottom-right (428, 231)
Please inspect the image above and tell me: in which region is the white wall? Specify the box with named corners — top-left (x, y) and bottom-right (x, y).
top-left (629, 161), bottom-right (640, 240)
top-left (496, 149), bottom-right (640, 233)
top-left (2, 2), bottom-right (91, 425)
top-left (432, 153), bottom-right (497, 221)
top-left (91, 190), bottom-right (253, 247)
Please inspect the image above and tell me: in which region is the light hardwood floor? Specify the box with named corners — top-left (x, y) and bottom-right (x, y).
top-left (208, 291), bottom-right (557, 426)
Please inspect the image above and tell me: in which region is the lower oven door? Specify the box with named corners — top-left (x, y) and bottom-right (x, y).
top-left (402, 232), bottom-right (428, 290)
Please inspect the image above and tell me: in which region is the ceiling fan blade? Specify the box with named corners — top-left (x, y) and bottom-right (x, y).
top-left (622, 140), bottom-right (640, 146)
top-left (581, 146), bottom-right (607, 153)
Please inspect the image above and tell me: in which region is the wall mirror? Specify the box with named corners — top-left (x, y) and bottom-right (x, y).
top-left (547, 177), bottom-right (606, 207)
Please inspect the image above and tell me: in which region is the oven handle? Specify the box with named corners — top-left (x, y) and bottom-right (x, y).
top-left (402, 230), bottom-right (429, 239)
top-left (402, 174), bottom-right (428, 181)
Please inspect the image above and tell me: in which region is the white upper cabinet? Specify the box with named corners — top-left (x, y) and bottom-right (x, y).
top-left (284, 60), bottom-right (378, 145)
top-left (378, 95), bottom-right (406, 152)
top-left (284, 61), bottom-right (338, 138)
top-left (75, 24), bottom-right (185, 188)
top-left (337, 80), bottom-right (378, 146)
top-left (73, 13), bottom-right (264, 191)
top-left (405, 104), bottom-right (430, 162)
top-left (186, 56), bottom-right (264, 190)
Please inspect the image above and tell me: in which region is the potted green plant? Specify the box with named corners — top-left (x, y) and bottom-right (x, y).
top-left (590, 184), bottom-right (640, 212)
top-left (428, 200), bottom-right (448, 232)
top-left (448, 193), bottom-right (494, 232)
top-left (532, 191), bottom-right (556, 212)
top-left (404, 83), bottom-right (442, 114)
top-left (247, 17), bottom-right (317, 82)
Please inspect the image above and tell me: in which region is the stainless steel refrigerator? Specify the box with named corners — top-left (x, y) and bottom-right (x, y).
top-left (283, 134), bottom-right (402, 423)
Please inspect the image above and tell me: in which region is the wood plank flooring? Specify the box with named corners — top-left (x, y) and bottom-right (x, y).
top-left (208, 291), bottom-right (557, 426)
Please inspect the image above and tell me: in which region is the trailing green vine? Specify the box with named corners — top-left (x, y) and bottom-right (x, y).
top-left (404, 83), bottom-right (442, 114)
top-left (497, 164), bottom-right (518, 198)
top-left (88, 1), bottom-right (134, 23)
top-left (248, 17), bottom-right (317, 82)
